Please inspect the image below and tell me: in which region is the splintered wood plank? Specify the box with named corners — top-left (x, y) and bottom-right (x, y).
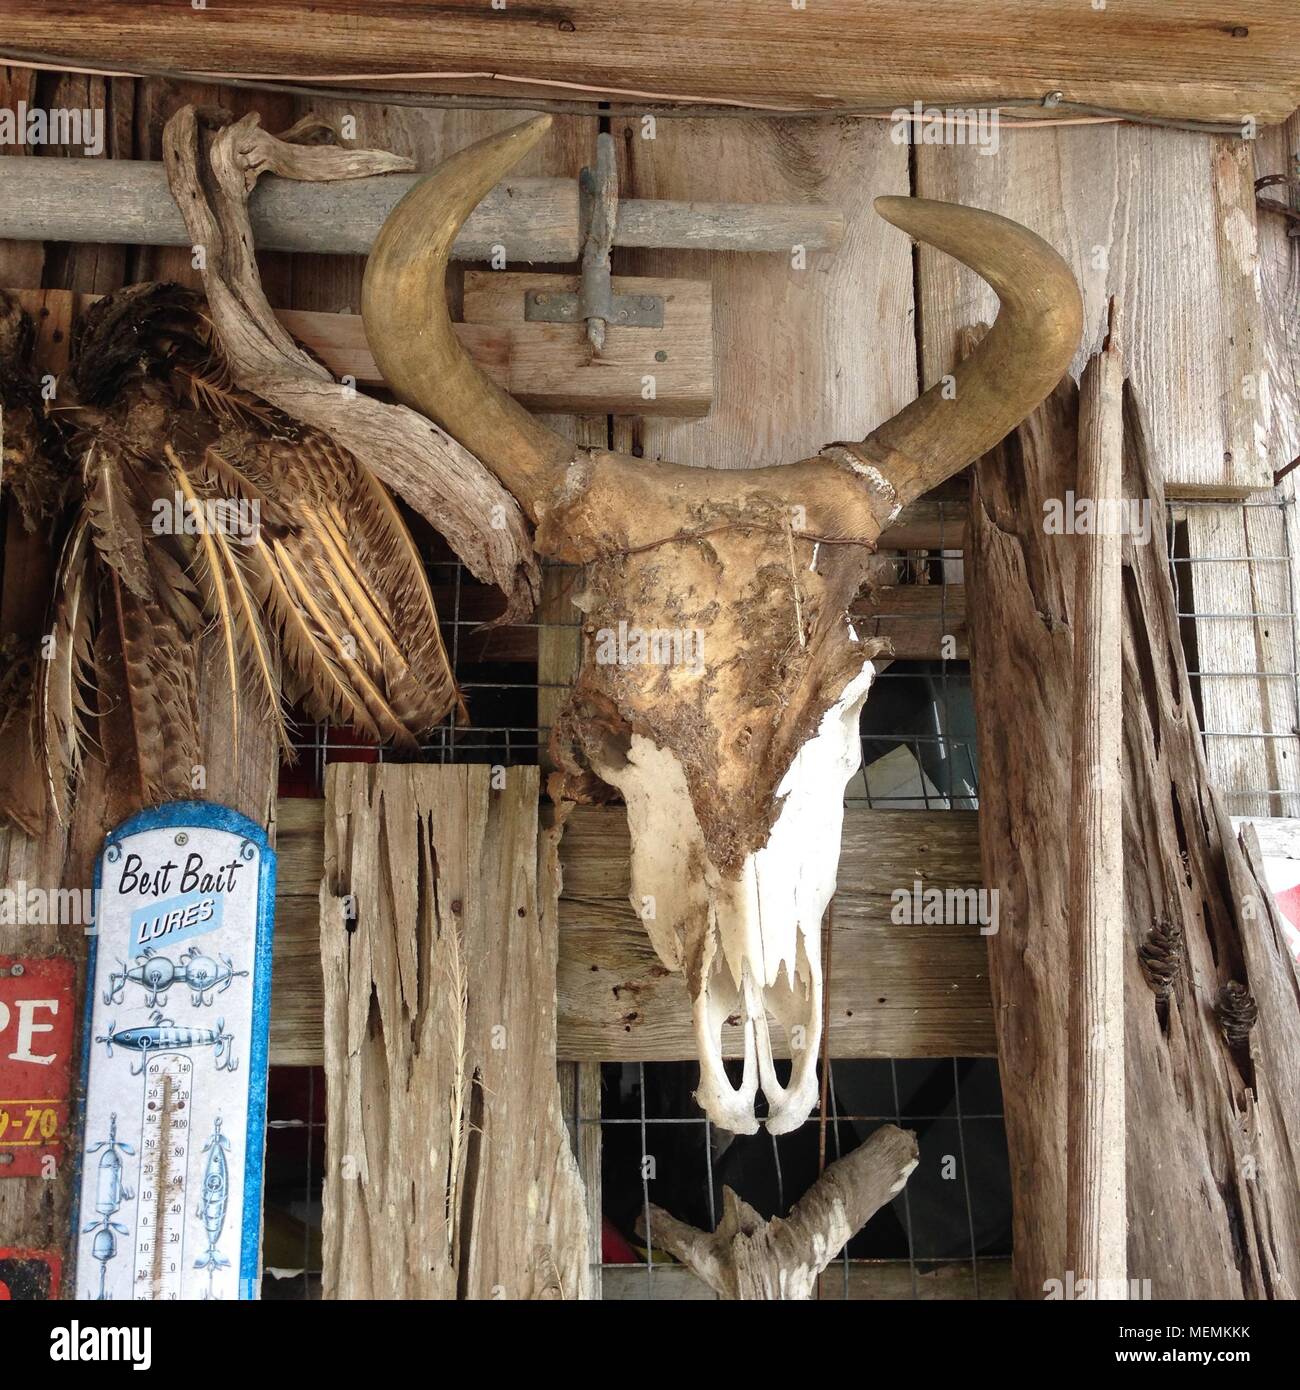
top-left (614, 116), bottom-right (914, 469)
top-left (8, 3), bottom-right (1298, 124)
top-left (273, 802), bottom-right (993, 1065)
top-left (1184, 502), bottom-right (1300, 818)
top-left (916, 128), bottom-right (1271, 495)
top-left (320, 765), bottom-right (591, 1299)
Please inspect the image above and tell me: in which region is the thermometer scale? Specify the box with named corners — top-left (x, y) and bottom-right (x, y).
top-left (74, 802), bottom-right (276, 1300)
top-left (133, 1055), bottom-right (193, 1300)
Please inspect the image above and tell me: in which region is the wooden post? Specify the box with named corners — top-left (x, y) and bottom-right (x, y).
top-left (968, 367), bottom-right (1300, 1298)
top-left (1065, 305), bottom-right (1127, 1296)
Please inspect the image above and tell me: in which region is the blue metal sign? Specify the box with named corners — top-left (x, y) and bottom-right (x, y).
top-left (73, 802), bottom-right (276, 1300)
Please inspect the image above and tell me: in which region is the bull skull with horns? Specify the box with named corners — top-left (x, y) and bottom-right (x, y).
top-left (361, 116), bottom-right (1083, 1135)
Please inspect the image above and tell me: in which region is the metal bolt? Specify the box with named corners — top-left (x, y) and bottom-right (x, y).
top-left (175, 832), bottom-right (188, 846)
top-left (10, 963), bottom-right (23, 977)
top-left (655, 350), bottom-right (668, 362)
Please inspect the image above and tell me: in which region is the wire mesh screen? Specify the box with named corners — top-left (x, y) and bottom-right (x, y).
top-left (262, 492), bottom-right (1300, 1299)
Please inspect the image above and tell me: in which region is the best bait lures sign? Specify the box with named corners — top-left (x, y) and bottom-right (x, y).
top-left (74, 803), bottom-right (275, 1300)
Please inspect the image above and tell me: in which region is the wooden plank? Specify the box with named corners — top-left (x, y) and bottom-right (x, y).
top-left (0, 154), bottom-right (845, 259)
top-left (270, 802), bottom-right (993, 1066)
top-left (6, 3), bottom-right (1298, 123)
top-left (461, 271), bottom-right (712, 417)
top-left (1256, 112), bottom-right (1300, 476)
top-left (0, 157), bottom-right (579, 261)
top-left (603, 1256), bottom-right (1014, 1301)
top-left (1184, 503), bottom-right (1300, 817)
top-left (614, 116), bottom-right (914, 469)
top-left (274, 277), bottom-right (714, 417)
top-left (1065, 333), bottom-right (1127, 1296)
top-left (916, 128), bottom-right (1272, 495)
top-left (319, 765), bottom-right (590, 1298)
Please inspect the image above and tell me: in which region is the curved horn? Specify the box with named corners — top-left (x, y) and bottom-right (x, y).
top-left (361, 116), bottom-right (573, 518)
top-left (856, 197), bottom-right (1083, 507)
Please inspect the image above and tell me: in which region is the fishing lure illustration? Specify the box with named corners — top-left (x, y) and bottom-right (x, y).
top-left (96, 1010), bottom-right (238, 1074)
top-left (103, 944), bottom-right (247, 1008)
top-left (195, 1117), bottom-right (232, 1299)
top-left (82, 1113), bottom-right (135, 1301)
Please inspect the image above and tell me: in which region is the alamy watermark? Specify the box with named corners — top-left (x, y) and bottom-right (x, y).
top-left (152, 492), bottom-right (261, 545)
top-left (889, 101), bottom-right (1000, 157)
top-left (890, 879), bottom-right (999, 935)
top-left (594, 620), bottom-right (705, 673)
top-left (1043, 490), bottom-right (1152, 545)
top-left (0, 103), bottom-right (104, 157)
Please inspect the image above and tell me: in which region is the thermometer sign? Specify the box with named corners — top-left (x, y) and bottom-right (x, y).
top-left (74, 802), bottom-right (275, 1300)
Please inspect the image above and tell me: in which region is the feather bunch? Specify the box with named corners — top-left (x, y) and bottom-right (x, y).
top-left (21, 283), bottom-right (459, 820)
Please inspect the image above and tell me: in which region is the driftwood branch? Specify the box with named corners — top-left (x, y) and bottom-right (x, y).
top-left (637, 1124), bottom-right (918, 1299)
top-left (1065, 304), bottom-right (1127, 1295)
top-left (160, 105), bottom-right (539, 618)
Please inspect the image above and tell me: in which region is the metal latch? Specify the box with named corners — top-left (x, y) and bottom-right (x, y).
top-left (524, 132), bottom-right (664, 351)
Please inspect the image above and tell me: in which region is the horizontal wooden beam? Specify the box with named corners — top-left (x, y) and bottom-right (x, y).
top-left (281, 270), bottom-right (714, 417)
top-left (9, 285), bottom-right (713, 417)
top-left (0, 156), bottom-right (843, 259)
top-left (3, 3), bottom-right (1296, 123)
top-left (271, 800), bottom-right (992, 1066)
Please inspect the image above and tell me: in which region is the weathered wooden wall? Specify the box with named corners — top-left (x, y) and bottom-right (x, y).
top-left (272, 802), bottom-right (990, 1067)
top-left (3, 2), bottom-right (1297, 123)
top-left (2, 67), bottom-right (1297, 1297)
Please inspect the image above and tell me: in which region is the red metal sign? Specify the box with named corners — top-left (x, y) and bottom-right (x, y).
top-left (0, 956), bottom-right (76, 1177)
top-left (0, 1247), bottom-right (62, 1299)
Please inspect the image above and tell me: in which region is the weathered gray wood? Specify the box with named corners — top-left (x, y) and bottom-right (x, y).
top-left (917, 128), bottom-right (1272, 495)
top-left (319, 765), bottom-right (591, 1299)
top-left (967, 376), bottom-right (1078, 1296)
top-left (1065, 330), bottom-right (1127, 1297)
top-left (0, 156), bottom-right (578, 260)
top-left (270, 802), bottom-right (993, 1066)
top-left (968, 373), bottom-right (1300, 1299)
top-left (614, 115), bottom-right (913, 470)
top-left (614, 197), bottom-right (843, 252)
top-left (0, 154), bottom-right (844, 260)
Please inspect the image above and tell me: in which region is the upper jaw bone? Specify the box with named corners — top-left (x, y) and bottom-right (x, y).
top-left (600, 660), bottom-right (875, 1135)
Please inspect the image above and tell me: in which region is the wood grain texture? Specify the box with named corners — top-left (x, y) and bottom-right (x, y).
top-left (1065, 336), bottom-right (1126, 1296)
top-left (4, 2), bottom-right (1297, 122)
top-left (0, 156), bottom-right (579, 260)
top-left (270, 802), bottom-right (992, 1066)
top-left (916, 128), bottom-right (1271, 495)
top-left (966, 377), bottom-right (1078, 1295)
top-left (0, 154), bottom-right (844, 258)
top-left (968, 374), bottom-right (1300, 1298)
top-left (1256, 113), bottom-right (1299, 475)
top-left (320, 764), bottom-right (591, 1299)
top-left (276, 274), bottom-right (715, 416)
top-left (613, 115), bottom-right (914, 469)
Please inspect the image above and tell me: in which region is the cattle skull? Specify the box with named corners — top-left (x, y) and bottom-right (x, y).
top-left (361, 117), bottom-right (1083, 1135)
